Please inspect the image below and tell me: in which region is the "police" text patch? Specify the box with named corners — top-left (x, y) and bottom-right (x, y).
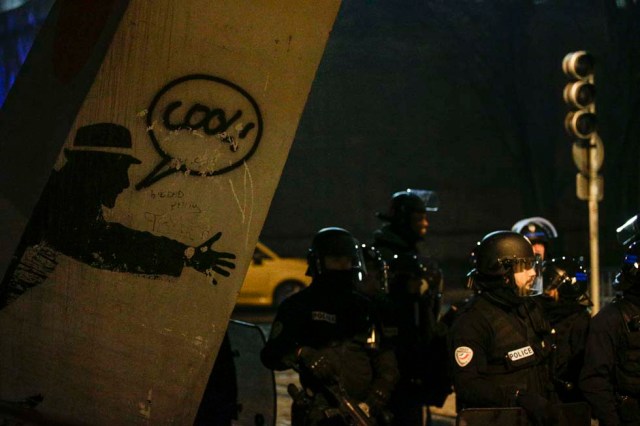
top-left (507, 345), bottom-right (535, 361)
top-left (311, 311), bottom-right (336, 324)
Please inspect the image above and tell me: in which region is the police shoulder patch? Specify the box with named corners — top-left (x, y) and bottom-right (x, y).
top-left (455, 346), bottom-right (474, 367)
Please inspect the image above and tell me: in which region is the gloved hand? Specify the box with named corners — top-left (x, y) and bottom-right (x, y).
top-left (364, 387), bottom-right (391, 417)
top-left (297, 347), bottom-right (335, 383)
top-left (363, 388), bottom-right (395, 425)
top-left (515, 390), bottom-right (560, 426)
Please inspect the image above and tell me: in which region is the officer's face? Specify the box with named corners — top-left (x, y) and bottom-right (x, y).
top-left (324, 256), bottom-right (353, 271)
top-left (410, 212), bottom-right (429, 237)
top-left (513, 267), bottom-right (537, 296)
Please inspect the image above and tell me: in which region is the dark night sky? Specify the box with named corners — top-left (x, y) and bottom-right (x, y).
top-left (260, 0), bottom-right (640, 288)
top-left (2, 0), bottom-right (639, 291)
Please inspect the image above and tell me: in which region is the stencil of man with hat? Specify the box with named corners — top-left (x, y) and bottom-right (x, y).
top-left (0, 122), bottom-right (236, 308)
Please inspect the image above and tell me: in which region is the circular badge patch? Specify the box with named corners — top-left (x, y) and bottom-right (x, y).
top-left (455, 346), bottom-right (474, 367)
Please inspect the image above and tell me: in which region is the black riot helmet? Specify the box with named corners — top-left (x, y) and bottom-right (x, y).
top-left (613, 240), bottom-right (640, 292)
top-left (306, 227), bottom-right (366, 280)
top-left (541, 257), bottom-right (589, 301)
top-left (376, 188), bottom-right (439, 225)
top-left (511, 217), bottom-right (558, 257)
top-left (358, 243), bottom-right (389, 295)
top-left (468, 231), bottom-right (537, 294)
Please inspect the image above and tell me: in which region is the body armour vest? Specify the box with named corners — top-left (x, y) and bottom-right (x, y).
top-left (475, 296), bottom-right (553, 394)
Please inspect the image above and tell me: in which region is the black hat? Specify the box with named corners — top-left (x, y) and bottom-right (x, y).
top-left (65, 123), bottom-right (141, 164)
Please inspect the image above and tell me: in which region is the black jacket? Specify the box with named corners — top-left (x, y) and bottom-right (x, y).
top-left (261, 277), bottom-right (399, 402)
top-left (580, 294), bottom-right (640, 426)
top-left (449, 291), bottom-right (555, 410)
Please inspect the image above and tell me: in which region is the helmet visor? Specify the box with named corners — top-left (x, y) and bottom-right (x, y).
top-left (507, 256), bottom-right (538, 273)
top-left (528, 276), bottom-right (544, 297)
top-left (406, 188), bottom-right (439, 212)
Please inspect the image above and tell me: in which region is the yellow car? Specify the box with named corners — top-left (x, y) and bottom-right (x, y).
top-left (237, 242), bottom-right (311, 307)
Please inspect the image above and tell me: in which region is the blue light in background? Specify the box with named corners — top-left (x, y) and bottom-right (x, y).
top-left (0, 0), bottom-right (53, 107)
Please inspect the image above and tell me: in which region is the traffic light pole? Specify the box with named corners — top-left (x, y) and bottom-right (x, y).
top-left (589, 134), bottom-right (601, 314)
top-left (563, 50), bottom-right (602, 313)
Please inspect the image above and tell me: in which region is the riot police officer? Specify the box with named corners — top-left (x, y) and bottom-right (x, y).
top-left (261, 227), bottom-right (399, 425)
top-left (373, 189), bottom-right (439, 261)
top-left (536, 257), bottom-right (591, 403)
top-left (449, 230), bottom-right (558, 426)
top-left (372, 189), bottom-right (453, 425)
top-left (580, 219), bottom-right (640, 426)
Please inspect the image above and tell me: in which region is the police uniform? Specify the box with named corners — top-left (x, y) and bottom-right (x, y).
top-left (580, 294), bottom-right (640, 426)
top-left (261, 275), bottom-right (399, 426)
top-left (449, 291), bottom-right (555, 410)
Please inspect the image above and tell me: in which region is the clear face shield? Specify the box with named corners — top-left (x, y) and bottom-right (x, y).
top-left (353, 249), bottom-right (367, 284)
top-left (530, 254), bottom-right (544, 296)
top-left (316, 240), bottom-right (367, 287)
top-left (509, 256), bottom-right (541, 297)
top-left (357, 244), bottom-right (388, 297)
top-left (406, 188), bottom-right (439, 212)
top-left (356, 261), bottom-right (386, 295)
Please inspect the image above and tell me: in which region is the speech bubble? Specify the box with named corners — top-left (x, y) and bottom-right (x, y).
top-left (135, 74), bottom-right (263, 190)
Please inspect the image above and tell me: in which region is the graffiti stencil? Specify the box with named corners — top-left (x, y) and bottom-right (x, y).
top-left (136, 74), bottom-right (263, 190)
top-left (0, 122), bottom-right (236, 309)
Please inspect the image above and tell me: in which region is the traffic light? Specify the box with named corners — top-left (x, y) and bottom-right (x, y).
top-left (563, 51), bottom-right (596, 140)
top-left (562, 50), bottom-right (603, 201)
